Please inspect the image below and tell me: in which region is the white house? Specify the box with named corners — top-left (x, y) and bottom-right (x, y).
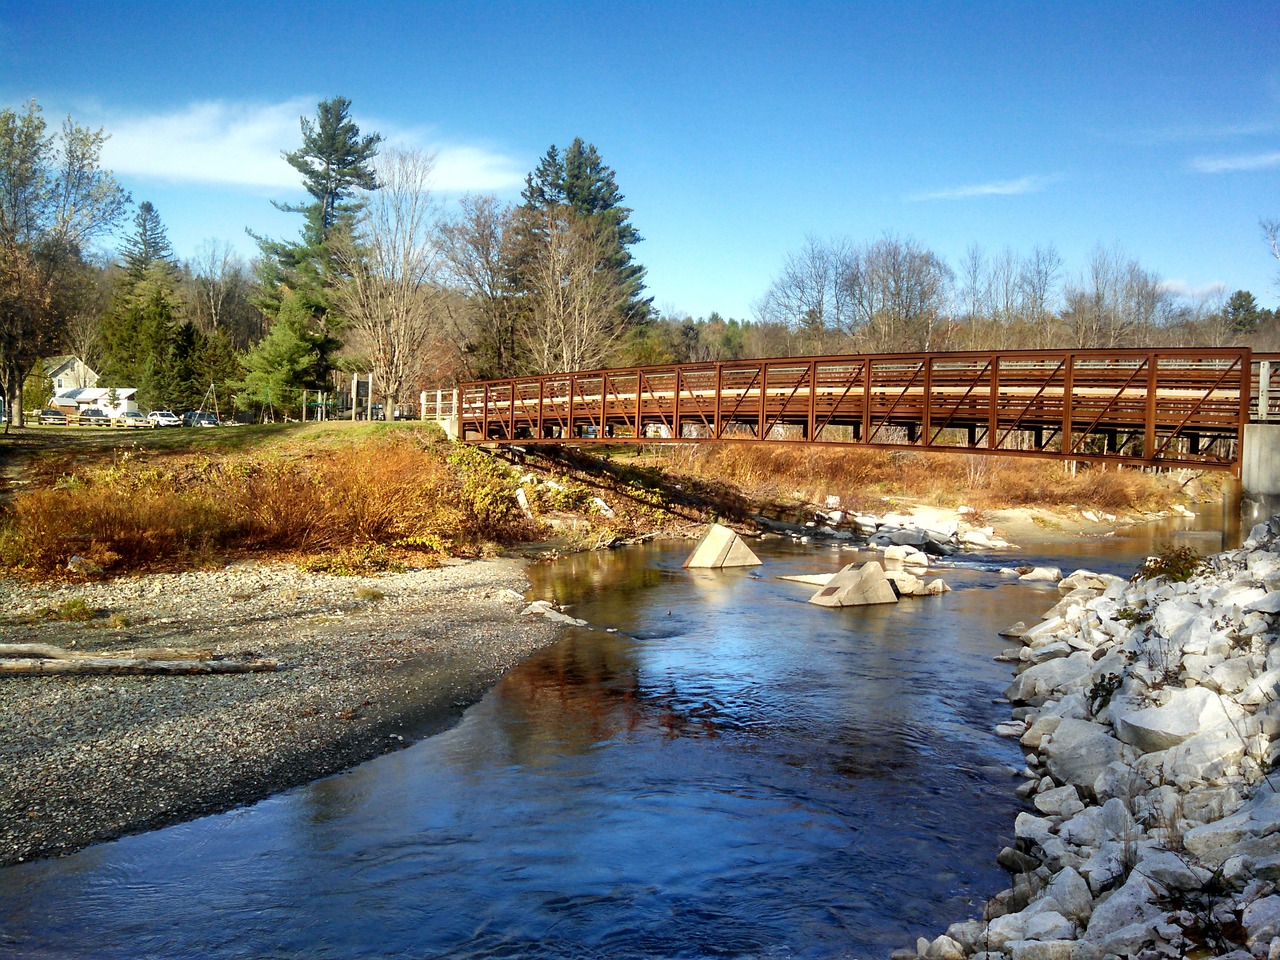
top-left (44, 356), bottom-right (100, 391)
top-left (51, 386), bottom-right (139, 418)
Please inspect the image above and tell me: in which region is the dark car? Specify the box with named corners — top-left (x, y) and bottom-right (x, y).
top-left (76, 408), bottom-right (110, 426)
top-left (182, 410), bottom-right (219, 427)
top-left (37, 408), bottom-right (68, 425)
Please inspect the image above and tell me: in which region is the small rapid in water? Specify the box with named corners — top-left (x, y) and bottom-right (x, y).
top-left (0, 509), bottom-right (1236, 959)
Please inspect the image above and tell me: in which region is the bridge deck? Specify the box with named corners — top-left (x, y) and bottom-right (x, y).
top-left (457, 348), bottom-right (1278, 472)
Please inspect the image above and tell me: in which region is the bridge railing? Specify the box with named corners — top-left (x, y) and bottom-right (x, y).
top-left (458, 347), bottom-right (1255, 470)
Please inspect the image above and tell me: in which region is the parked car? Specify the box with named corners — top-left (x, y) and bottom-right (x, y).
top-left (182, 410), bottom-right (219, 427)
top-left (37, 408), bottom-right (68, 425)
top-left (146, 410), bottom-right (183, 427)
top-left (112, 410), bottom-right (155, 428)
top-left (76, 408), bottom-right (110, 426)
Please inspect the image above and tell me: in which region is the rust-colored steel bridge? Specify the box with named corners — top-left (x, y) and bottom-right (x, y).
top-left (456, 348), bottom-right (1280, 472)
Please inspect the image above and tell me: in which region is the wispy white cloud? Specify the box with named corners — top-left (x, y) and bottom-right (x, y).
top-left (100, 98), bottom-right (312, 190)
top-left (1125, 120), bottom-right (1276, 145)
top-left (904, 174), bottom-right (1062, 203)
top-left (1191, 150), bottom-right (1280, 173)
top-left (97, 98), bottom-right (525, 193)
top-left (1159, 278), bottom-right (1227, 300)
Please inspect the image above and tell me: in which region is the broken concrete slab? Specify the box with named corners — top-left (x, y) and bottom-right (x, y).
top-left (777, 573), bottom-right (836, 586)
top-left (683, 523), bottom-right (763, 568)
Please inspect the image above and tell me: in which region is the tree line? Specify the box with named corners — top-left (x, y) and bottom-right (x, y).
top-left (2, 95), bottom-right (1277, 427)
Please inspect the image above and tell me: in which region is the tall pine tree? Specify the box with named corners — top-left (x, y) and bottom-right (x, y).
top-left (121, 201), bottom-right (177, 280)
top-left (517, 138), bottom-right (649, 322)
top-left (253, 97), bottom-right (382, 313)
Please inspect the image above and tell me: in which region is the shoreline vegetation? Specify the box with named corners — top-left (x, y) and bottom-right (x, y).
top-left (0, 423), bottom-right (1248, 948)
top-left (0, 421), bottom-right (1226, 579)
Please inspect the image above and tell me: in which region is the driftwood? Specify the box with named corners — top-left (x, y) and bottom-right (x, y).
top-left (0, 643), bottom-right (214, 661)
top-left (0, 643), bottom-right (278, 676)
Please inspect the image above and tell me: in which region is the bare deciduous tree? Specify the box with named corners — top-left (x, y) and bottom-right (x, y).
top-left (517, 206), bottom-right (626, 374)
top-left (754, 235), bottom-right (854, 344)
top-left (1061, 245), bottom-right (1172, 349)
top-left (439, 194), bottom-right (519, 379)
top-left (185, 240), bottom-right (260, 348)
top-left (844, 234), bottom-right (953, 351)
top-left (1264, 218), bottom-right (1280, 292)
top-left (332, 147), bottom-right (445, 415)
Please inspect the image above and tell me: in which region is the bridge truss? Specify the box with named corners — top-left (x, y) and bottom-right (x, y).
top-left (457, 348), bottom-right (1279, 472)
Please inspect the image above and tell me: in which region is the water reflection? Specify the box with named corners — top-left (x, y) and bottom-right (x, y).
top-left (0, 518), bottom-right (1230, 960)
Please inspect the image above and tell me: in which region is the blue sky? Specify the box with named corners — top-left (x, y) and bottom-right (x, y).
top-left (4, 1), bottom-right (1279, 318)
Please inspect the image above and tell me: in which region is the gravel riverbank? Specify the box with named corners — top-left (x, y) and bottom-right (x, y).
top-left (0, 558), bottom-right (561, 867)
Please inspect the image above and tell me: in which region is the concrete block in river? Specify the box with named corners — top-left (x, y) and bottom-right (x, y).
top-left (809, 561), bottom-right (898, 607)
top-left (683, 523), bottom-right (762, 569)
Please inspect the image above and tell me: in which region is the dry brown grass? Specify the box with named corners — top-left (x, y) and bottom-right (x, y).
top-left (649, 443), bottom-right (1174, 514)
top-left (0, 434), bottom-right (539, 575)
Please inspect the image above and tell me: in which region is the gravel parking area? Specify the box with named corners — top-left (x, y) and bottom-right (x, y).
top-left (0, 557), bottom-right (560, 866)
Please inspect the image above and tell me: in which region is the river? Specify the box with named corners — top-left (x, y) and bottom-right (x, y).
top-left (0, 507), bottom-right (1238, 959)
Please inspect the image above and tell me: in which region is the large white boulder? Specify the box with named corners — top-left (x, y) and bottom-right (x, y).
top-left (883, 543), bottom-right (929, 568)
top-left (1114, 686), bottom-right (1243, 754)
top-left (1025, 866), bottom-right (1094, 924)
top-left (1163, 725), bottom-right (1248, 787)
top-left (1080, 870), bottom-right (1164, 947)
top-left (1041, 719), bottom-right (1124, 789)
top-left (1243, 895), bottom-right (1280, 948)
top-left (1006, 654), bottom-right (1095, 704)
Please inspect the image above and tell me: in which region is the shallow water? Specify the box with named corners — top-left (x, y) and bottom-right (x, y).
top-left (0, 509), bottom-right (1234, 959)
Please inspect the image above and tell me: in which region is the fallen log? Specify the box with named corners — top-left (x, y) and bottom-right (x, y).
top-left (0, 643), bottom-right (214, 661)
top-left (0, 657), bottom-right (280, 676)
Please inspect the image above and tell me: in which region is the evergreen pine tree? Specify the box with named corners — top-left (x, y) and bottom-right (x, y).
top-left (253, 97), bottom-right (382, 309)
top-left (1224, 290), bottom-right (1262, 335)
top-left (121, 201), bottom-right (177, 279)
top-left (236, 290), bottom-right (323, 417)
top-left (517, 138), bottom-right (650, 323)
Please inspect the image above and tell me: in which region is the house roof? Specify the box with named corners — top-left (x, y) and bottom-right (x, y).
top-left (44, 355), bottom-right (98, 379)
top-left (52, 387), bottom-right (136, 403)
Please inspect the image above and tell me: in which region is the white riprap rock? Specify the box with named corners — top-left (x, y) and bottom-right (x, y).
top-left (1041, 719), bottom-right (1124, 789)
top-left (1113, 686), bottom-right (1243, 754)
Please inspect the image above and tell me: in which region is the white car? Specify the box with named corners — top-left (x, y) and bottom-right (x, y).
top-left (146, 410), bottom-right (183, 427)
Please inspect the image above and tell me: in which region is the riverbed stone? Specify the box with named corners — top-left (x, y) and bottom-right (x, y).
top-left (883, 544), bottom-right (929, 568)
top-left (922, 933), bottom-right (965, 959)
top-left (1239, 667), bottom-right (1280, 707)
top-left (1027, 866), bottom-right (1094, 924)
top-left (1007, 941), bottom-right (1075, 960)
top-left (1035, 785), bottom-right (1085, 819)
top-left (1246, 592), bottom-right (1280, 614)
top-left (1021, 566), bottom-right (1064, 583)
top-left (1136, 850), bottom-right (1214, 891)
top-left (1244, 896), bottom-right (1280, 948)
top-left (1022, 617), bottom-right (1069, 645)
top-left (1080, 871), bottom-right (1163, 946)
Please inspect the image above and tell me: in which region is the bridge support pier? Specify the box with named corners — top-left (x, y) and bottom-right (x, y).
top-left (1242, 423), bottom-right (1280, 526)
